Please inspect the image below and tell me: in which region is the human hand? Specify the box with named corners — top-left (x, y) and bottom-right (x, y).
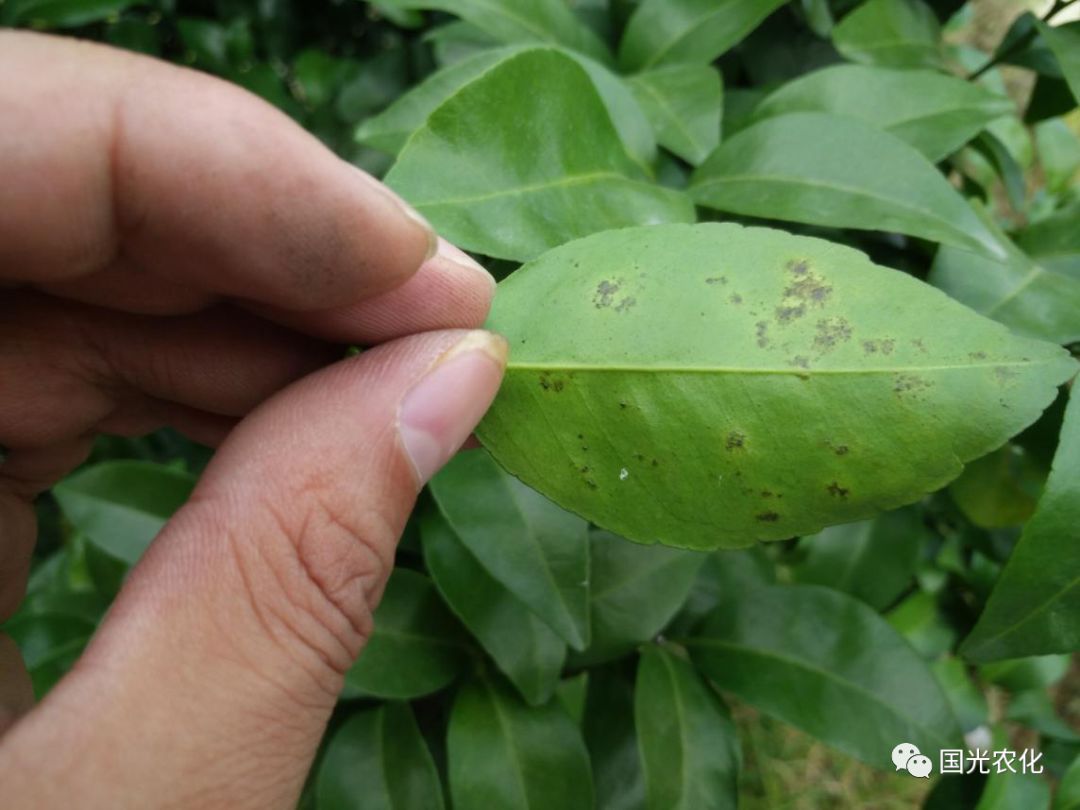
top-left (0, 30), bottom-right (505, 808)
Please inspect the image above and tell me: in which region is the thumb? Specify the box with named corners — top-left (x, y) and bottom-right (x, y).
top-left (0, 329), bottom-right (506, 809)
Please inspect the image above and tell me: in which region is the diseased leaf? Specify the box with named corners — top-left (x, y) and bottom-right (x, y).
top-left (1036, 21), bottom-right (1080, 105)
top-left (478, 223), bottom-right (1075, 549)
top-left (429, 450), bottom-right (590, 650)
top-left (634, 646), bottom-right (739, 810)
top-left (690, 112), bottom-right (1004, 259)
top-left (421, 509), bottom-right (566, 706)
top-left (684, 584), bottom-right (963, 765)
top-left (832, 0), bottom-right (944, 70)
top-left (617, 0), bottom-right (786, 72)
top-left (448, 673), bottom-right (594, 810)
top-left (386, 48), bottom-right (692, 261)
top-left (628, 65), bottom-right (722, 166)
top-left (793, 506), bottom-right (928, 611)
top-left (961, 387), bottom-right (1080, 662)
top-left (377, 0), bottom-right (612, 64)
top-left (344, 569), bottom-right (467, 699)
top-left (316, 703), bottom-right (445, 810)
top-left (752, 64), bottom-right (1012, 162)
top-left (53, 461), bottom-right (195, 566)
top-left (571, 529), bottom-right (704, 666)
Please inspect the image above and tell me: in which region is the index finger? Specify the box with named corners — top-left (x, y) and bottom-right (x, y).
top-left (0, 31), bottom-right (436, 311)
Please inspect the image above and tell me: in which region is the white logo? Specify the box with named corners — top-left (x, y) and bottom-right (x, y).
top-left (891, 743), bottom-right (933, 778)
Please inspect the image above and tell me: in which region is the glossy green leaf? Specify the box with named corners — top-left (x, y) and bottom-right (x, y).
top-left (358, 46), bottom-right (656, 168)
top-left (685, 584), bottom-right (962, 765)
top-left (832, 0), bottom-right (944, 69)
top-left (378, 0), bottom-right (611, 64)
top-left (448, 673), bottom-right (594, 810)
top-left (386, 48), bottom-right (692, 261)
top-left (752, 64), bottom-right (1012, 163)
top-left (1017, 202), bottom-right (1080, 280)
top-left (1037, 21), bottom-right (1080, 105)
top-left (961, 387), bottom-right (1080, 662)
top-left (634, 646), bottom-right (739, 810)
top-left (572, 530), bottom-right (704, 665)
top-left (582, 666), bottom-right (645, 810)
top-left (793, 506), bottom-right (928, 611)
top-left (617, 0), bottom-right (787, 72)
top-left (667, 548), bottom-right (775, 636)
top-left (429, 450), bottom-right (590, 650)
top-left (420, 509), bottom-right (566, 705)
top-left (52, 461), bottom-right (195, 566)
top-left (971, 130), bottom-right (1027, 212)
top-left (316, 703), bottom-right (444, 810)
top-left (478, 222), bottom-right (1075, 549)
top-left (628, 65), bottom-right (722, 165)
top-left (555, 671), bottom-right (588, 726)
top-left (691, 112), bottom-right (1003, 258)
top-left (343, 569), bottom-right (467, 699)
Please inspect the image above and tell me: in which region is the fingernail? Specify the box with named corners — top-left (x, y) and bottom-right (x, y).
top-left (435, 238), bottom-right (496, 291)
top-left (355, 168), bottom-right (438, 260)
top-left (398, 331), bottom-right (508, 486)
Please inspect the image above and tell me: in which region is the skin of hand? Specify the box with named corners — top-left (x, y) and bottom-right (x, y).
top-left (0, 30), bottom-right (506, 808)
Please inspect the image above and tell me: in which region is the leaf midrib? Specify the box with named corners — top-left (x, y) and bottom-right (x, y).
top-left (414, 170), bottom-right (636, 209)
top-left (503, 359), bottom-right (1055, 375)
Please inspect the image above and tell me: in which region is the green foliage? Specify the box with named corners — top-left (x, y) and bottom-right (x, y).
top-left (8, 1), bottom-right (1080, 808)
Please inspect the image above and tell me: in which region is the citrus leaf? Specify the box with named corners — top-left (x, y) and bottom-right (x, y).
top-left (752, 64), bottom-right (1013, 162)
top-left (832, 0), bottom-right (944, 70)
top-left (691, 112), bottom-right (1005, 259)
top-left (1016, 202), bottom-right (1080, 280)
top-left (448, 673), bottom-right (594, 810)
top-left (52, 461), bottom-right (195, 565)
top-left (628, 64), bottom-right (722, 165)
top-left (961, 386), bottom-right (1080, 662)
top-left (1036, 20), bottom-right (1080, 105)
top-left (478, 223), bottom-right (1076, 549)
top-left (420, 508), bottom-right (566, 705)
top-left (386, 48), bottom-right (692, 261)
top-left (343, 569), bottom-right (467, 699)
top-left (316, 703), bottom-right (445, 810)
top-left (429, 450), bottom-right (590, 650)
top-left (634, 646), bottom-right (739, 810)
top-left (582, 666), bottom-right (645, 810)
top-left (685, 584), bottom-right (963, 765)
top-left (617, 0), bottom-right (787, 72)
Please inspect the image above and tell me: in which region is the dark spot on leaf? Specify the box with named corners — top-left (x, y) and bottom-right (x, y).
top-left (834, 445), bottom-right (849, 456)
top-left (651, 459), bottom-right (659, 467)
top-left (619, 401), bottom-right (628, 409)
top-left (790, 355), bottom-right (810, 369)
top-left (615, 296), bottom-right (637, 313)
top-left (827, 482), bottom-right (849, 498)
top-left (911, 338), bottom-right (928, 353)
top-left (586, 479), bottom-right (598, 490)
top-left (593, 279), bottom-right (621, 309)
top-left (787, 260), bottom-right (809, 276)
top-left (726, 431), bottom-right (746, 450)
top-left (893, 373), bottom-right (931, 396)
top-left (755, 320), bottom-right (771, 348)
top-left (756, 511), bottom-right (780, 522)
top-left (730, 293), bottom-right (743, 305)
top-left (775, 304), bottom-right (806, 323)
top-left (760, 490), bottom-right (774, 498)
top-left (969, 351), bottom-right (987, 361)
top-left (813, 317), bottom-right (852, 352)
top-left (994, 366), bottom-right (1018, 384)
top-left (705, 276), bottom-right (727, 285)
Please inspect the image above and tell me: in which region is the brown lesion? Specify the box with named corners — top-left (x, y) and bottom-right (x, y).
top-left (826, 482), bottom-right (849, 498)
top-left (756, 511), bottom-right (780, 522)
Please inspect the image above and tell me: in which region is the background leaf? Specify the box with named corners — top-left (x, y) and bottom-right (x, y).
top-left (582, 665), bottom-right (645, 810)
top-left (1036, 21), bottom-right (1080, 105)
top-left (429, 450), bottom-right (591, 650)
top-left (635, 646), bottom-right (739, 810)
top-left (628, 65), bottom-right (723, 166)
top-left (386, 48), bottom-right (692, 261)
top-left (685, 584), bottom-right (963, 765)
top-left (478, 222), bottom-right (1075, 549)
top-left (448, 673), bottom-right (594, 809)
top-left (831, 0), bottom-right (944, 69)
top-left (961, 386), bottom-right (1080, 662)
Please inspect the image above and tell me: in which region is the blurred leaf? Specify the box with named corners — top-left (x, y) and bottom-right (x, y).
top-left (1058, 754), bottom-right (1080, 810)
top-left (421, 509), bottom-right (566, 706)
top-left (980, 654), bottom-right (1071, 692)
top-left (1005, 689), bottom-right (1080, 742)
top-left (425, 20), bottom-right (501, 66)
top-left (1036, 21), bottom-right (1080, 106)
top-left (887, 590), bottom-right (956, 659)
top-left (832, 0), bottom-right (944, 69)
top-left (752, 64), bottom-right (1012, 163)
top-left (1017, 202), bottom-right (1080, 280)
top-left (686, 584), bottom-right (962, 766)
top-left (386, 48), bottom-right (692, 262)
top-left (2, 612), bottom-right (95, 698)
top-left (583, 665), bottom-right (645, 810)
top-left (667, 548), bottom-right (775, 636)
top-left (555, 671), bottom-right (588, 726)
top-left (316, 702), bottom-right (445, 809)
top-left (793, 506), bottom-right (928, 611)
top-left (930, 657), bottom-right (988, 733)
top-left (429, 450), bottom-right (590, 650)
top-left (962, 387), bottom-right (1080, 662)
top-left (9, 0), bottom-right (134, 27)
top-left (1034, 119), bottom-right (1080, 195)
top-left (691, 112), bottom-right (1004, 259)
top-left (1027, 76), bottom-right (1077, 124)
top-left (635, 646), bottom-right (739, 810)
top-left (950, 444), bottom-right (1046, 529)
top-left (53, 461), bottom-right (195, 566)
top-left (617, 0), bottom-right (787, 72)
top-left (975, 759), bottom-right (1051, 810)
top-left (571, 530), bottom-right (704, 666)
top-left (628, 64), bottom-right (723, 165)
top-left (798, 0), bottom-right (834, 36)
top-left (343, 569), bottom-right (467, 699)
top-left (971, 130), bottom-right (1027, 213)
top-left (380, 0), bottom-right (612, 64)
top-left (448, 673), bottom-right (594, 809)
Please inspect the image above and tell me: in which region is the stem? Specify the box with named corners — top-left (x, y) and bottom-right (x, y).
top-left (968, 0), bottom-right (1078, 81)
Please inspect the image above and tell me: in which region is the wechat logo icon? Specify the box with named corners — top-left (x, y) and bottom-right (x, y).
top-left (892, 743), bottom-right (933, 778)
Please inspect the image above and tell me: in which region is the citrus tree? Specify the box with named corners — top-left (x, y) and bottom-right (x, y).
top-left (4, 0), bottom-right (1080, 807)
